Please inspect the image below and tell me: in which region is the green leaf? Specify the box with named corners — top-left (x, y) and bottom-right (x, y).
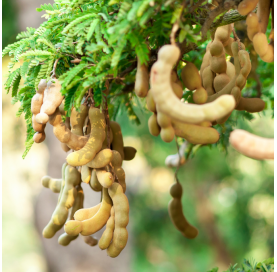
top-left (86, 19), bottom-right (100, 41)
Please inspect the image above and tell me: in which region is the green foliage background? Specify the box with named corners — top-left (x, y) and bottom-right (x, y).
top-left (2, 0), bottom-right (274, 271)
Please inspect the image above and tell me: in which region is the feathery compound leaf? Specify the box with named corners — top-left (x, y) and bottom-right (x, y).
top-left (76, 38), bottom-right (86, 55)
top-left (22, 137), bottom-right (35, 159)
top-left (86, 19), bottom-right (100, 41)
top-left (111, 36), bottom-right (127, 67)
top-left (19, 50), bottom-right (54, 59)
top-left (62, 14), bottom-right (98, 34)
top-left (12, 74), bottom-right (21, 97)
top-left (5, 68), bottom-right (21, 94)
top-left (37, 38), bottom-right (57, 52)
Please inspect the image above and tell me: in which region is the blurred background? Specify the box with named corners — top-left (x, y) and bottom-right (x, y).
top-left (2, 1), bottom-right (274, 272)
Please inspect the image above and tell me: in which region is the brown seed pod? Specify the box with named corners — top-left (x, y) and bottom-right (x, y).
top-left (210, 52), bottom-right (227, 74)
top-left (134, 59), bottom-right (149, 97)
top-left (202, 66), bottom-right (215, 95)
top-left (193, 87), bottom-right (208, 104)
top-left (235, 97), bottom-right (265, 113)
top-left (181, 62), bottom-right (202, 91)
top-left (148, 113), bottom-right (161, 136)
top-left (33, 132), bottom-right (46, 143)
top-left (257, 0), bottom-right (272, 33)
top-left (160, 126), bottom-right (175, 143)
top-left (238, 0), bottom-right (259, 16)
top-left (246, 13), bottom-right (261, 41)
top-left (146, 89), bottom-right (156, 113)
top-left (214, 74), bottom-right (230, 93)
top-left (214, 24), bottom-right (232, 45)
top-left (210, 40), bottom-right (224, 57)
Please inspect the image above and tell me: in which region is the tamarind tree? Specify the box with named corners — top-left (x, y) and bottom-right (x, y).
top-left (2, 0), bottom-right (274, 268)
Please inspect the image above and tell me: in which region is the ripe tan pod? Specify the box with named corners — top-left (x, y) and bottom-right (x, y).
top-left (226, 62), bottom-right (236, 80)
top-left (160, 126), bottom-right (175, 143)
top-left (70, 105), bottom-right (89, 136)
top-left (236, 97), bottom-right (265, 113)
top-left (257, 0), bottom-right (272, 33)
top-left (123, 146), bottom-right (137, 161)
top-left (96, 168), bottom-right (114, 188)
top-left (111, 150), bottom-right (126, 192)
top-left (66, 107), bottom-right (106, 166)
top-left (253, 32), bottom-right (269, 57)
top-left (99, 207), bottom-right (115, 250)
top-left (37, 79), bottom-right (47, 94)
top-left (74, 203), bottom-right (101, 221)
top-left (210, 53), bottom-right (227, 74)
top-left (157, 111), bottom-right (171, 128)
top-left (172, 82), bottom-right (183, 99)
top-left (89, 169), bottom-right (102, 192)
top-left (238, 0), bottom-right (259, 16)
top-left (260, 44), bottom-right (274, 63)
top-left (107, 183), bottom-right (129, 258)
top-left (41, 176), bottom-right (62, 193)
top-left (32, 115), bottom-right (46, 132)
top-left (214, 74), bottom-right (230, 93)
top-left (231, 86), bottom-right (241, 105)
top-left (210, 40), bottom-right (224, 57)
top-left (224, 37), bottom-right (234, 56)
top-left (59, 100), bottom-right (66, 115)
top-left (110, 121), bottom-right (124, 160)
top-left (172, 120), bottom-right (219, 144)
top-left (181, 62), bottom-right (202, 91)
top-left (246, 13), bottom-right (261, 41)
top-left (35, 112), bottom-right (49, 124)
top-left (33, 132), bottom-right (46, 143)
top-left (82, 236), bottom-right (98, 246)
top-left (193, 87), bottom-right (208, 104)
top-left (148, 113), bottom-right (161, 136)
top-left (31, 93), bottom-right (44, 114)
top-left (81, 165), bottom-right (92, 184)
top-left (168, 183), bottom-right (198, 239)
top-left (64, 187), bottom-right (112, 236)
top-left (146, 90), bottom-right (156, 113)
top-left (202, 66), bottom-right (215, 95)
top-left (134, 59), bottom-right (149, 97)
top-left (87, 149), bottom-right (113, 169)
top-left (61, 143), bottom-right (71, 152)
top-left (230, 129), bottom-right (274, 160)
top-left (214, 25), bottom-right (232, 45)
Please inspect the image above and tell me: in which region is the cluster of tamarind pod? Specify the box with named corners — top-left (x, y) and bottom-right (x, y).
top-left (31, 78), bottom-right (138, 257)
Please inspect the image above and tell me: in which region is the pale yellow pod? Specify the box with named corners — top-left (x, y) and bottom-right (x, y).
top-left (107, 183), bottom-right (129, 258)
top-left (148, 113), bottom-right (161, 136)
top-left (160, 126), bottom-right (175, 143)
top-left (123, 146), bottom-right (137, 161)
top-left (64, 187), bottom-right (112, 236)
top-left (134, 59), bottom-right (149, 97)
top-left (66, 107), bottom-right (106, 166)
top-left (89, 169), bottom-right (102, 192)
top-left (81, 165), bottom-right (92, 184)
top-left (150, 45), bottom-right (235, 124)
top-left (253, 32), bottom-right (269, 57)
top-left (110, 121), bottom-right (124, 160)
top-left (41, 176), bottom-right (62, 193)
top-left (226, 62), bottom-right (236, 80)
top-left (229, 129), bottom-right (274, 160)
top-left (70, 105), bottom-right (89, 136)
top-left (86, 149), bottom-right (113, 169)
top-left (37, 79), bottom-right (47, 94)
top-left (98, 207), bottom-right (115, 250)
top-left (96, 168), bottom-right (114, 188)
top-left (74, 203), bottom-right (101, 221)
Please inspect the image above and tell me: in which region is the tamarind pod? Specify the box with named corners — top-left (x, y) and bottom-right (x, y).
top-left (96, 168), bottom-right (114, 188)
top-left (58, 185), bottom-right (84, 246)
top-left (231, 86), bottom-right (241, 105)
top-left (238, 50), bottom-right (252, 78)
top-left (229, 129), bottom-right (274, 160)
top-left (86, 149), bottom-right (113, 169)
top-left (123, 146), bottom-right (137, 161)
top-left (101, 127), bottom-right (114, 149)
top-left (238, 0), bottom-right (259, 16)
top-left (214, 74), bottom-right (230, 93)
top-left (66, 107), bottom-right (106, 166)
top-left (175, 80), bottom-right (184, 89)
top-left (206, 42), bottom-right (241, 103)
top-left (81, 165), bottom-right (92, 184)
top-left (170, 182), bottom-right (182, 198)
top-left (74, 203), bottom-right (101, 221)
top-left (107, 183), bottom-right (129, 258)
top-left (214, 25), bottom-right (232, 45)
top-left (168, 183), bottom-right (198, 239)
top-left (32, 115), bottom-right (46, 132)
top-left (210, 40), bottom-right (224, 57)
top-left (160, 126), bottom-right (175, 143)
top-left (181, 62), bottom-right (202, 91)
top-left (89, 169), bottom-right (102, 192)
top-left (41, 79), bottom-right (64, 116)
top-left (41, 176), bottom-right (62, 193)
top-left (224, 38), bottom-right (234, 56)
top-left (146, 89), bottom-right (157, 113)
top-left (70, 105), bottom-right (89, 136)
top-left (61, 143), bottom-right (71, 152)
top-left (111, 150), bottom-right (126, 192)
top-left (134, 59), bottom-right (149, 97)
top-left (99, 207), bottom-right (115, 250)
top-left (271, 1), bottom-right (274, 33)
top-left (171, 70), bottom-right (178, 82)
top-left (33, 132), bottom-right (46, 143)
top-left (82, 235), bottom-right (98, 246)
top-left (35, 113), bottom-right (49, 124)
top-left (260, 44), bottom-right (274, 63)
top-left (216, 112), bottom-right (232, 124)
top-left (157, 111), bottom-right (171, 128)
top-left (253, 32), bottom-right (270, 57)
top-left (148, 114), bottom-right (161, 136)
top-left (226, 62), bottom-right (236, 80)
top-left (110, 121), bottom-right (124, 160)
top-left (193, 87), bottom-right (208, 104)
top-left (64, 187), bottom-right (112, 236)
top-left (200, 51), bottom-right (211, 78)
top-left (172, 120), bottom-right (219, 144)
top-left (48, 108), bottom-right (89, 150)
top-left (37, 79), bottom-right (47, 94)
top-left (31, 93), bottom-right (44, 114)
top-left (257, 0), bottom-right (271, 33)
top-left (198, 121), bottom-right (212, 127)
top-left (59, 100), bottom-right (66, 116)
top-left (202, 66), bottom-right (215, 95)
top-left (151, 45), bottom-right (235, 124)
top-left (210, 53), bottom-right (227, 74)
top-left (172, 82), bottom-right (183, 99)
top-left (43, 165), bottom-right (81, 238)
top-left (235, 97), bottom-right (265, 113)
top-left (235, 74), bottom-right (246, 90)
top-left (246, 13), bottom-right (261, 41)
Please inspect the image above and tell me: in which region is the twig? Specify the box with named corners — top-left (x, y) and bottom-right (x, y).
top-left (232, 25), bottom-right (241, 50)
top-left (50, 58), bottom-right (60, 78)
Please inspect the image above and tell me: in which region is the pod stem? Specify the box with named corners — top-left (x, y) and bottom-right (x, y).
top-left (232, 25), bottom-right (241, 50)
